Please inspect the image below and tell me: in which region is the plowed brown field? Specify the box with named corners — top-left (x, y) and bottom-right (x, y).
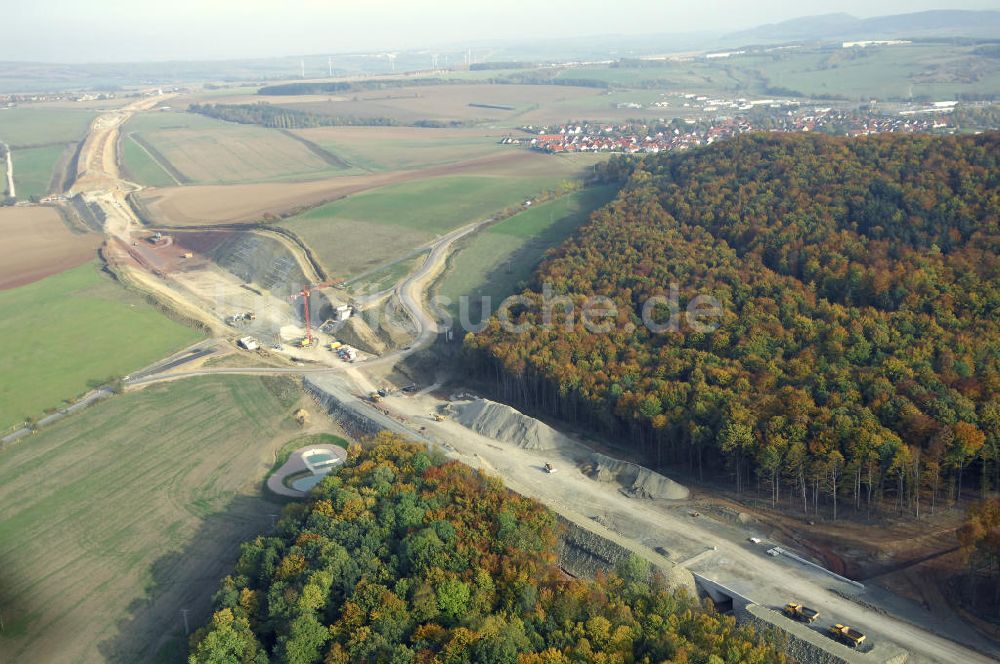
top-left (0, 206), bottom-right (101, 290)
top-left (137, 150), bottom-right (574, 226)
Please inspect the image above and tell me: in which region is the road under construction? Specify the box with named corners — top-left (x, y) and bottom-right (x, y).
top-left (43, 95), bottom-right (1000, 664)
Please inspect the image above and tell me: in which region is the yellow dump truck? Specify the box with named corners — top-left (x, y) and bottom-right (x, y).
top-left (829, 624), bottom-right (866, 648)
top-left (329, 341), bottom-right (343, 351)
top-left (783, 603), bottom-right (820, 623)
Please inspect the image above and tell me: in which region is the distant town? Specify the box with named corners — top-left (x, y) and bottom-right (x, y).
top-left (507, 94), bottom-right (968, 155)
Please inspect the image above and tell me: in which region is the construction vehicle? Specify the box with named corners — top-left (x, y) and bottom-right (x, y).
top-left (329, 341), bottom-right (343, 351)
top-left (370, 393), bottom-right (382, 403)
top-left (544, 462), bottom-right (557, 473)
top-left (289, 281), bottom-right (337, 347)
top-left (296, 337), bottom-right (315, 349)
top-left (433, 414), bottom-right (446, 422)
top-left (783, 602), bottom-right (820, 623)
top-left (829, 624), bottom-right (866, 648)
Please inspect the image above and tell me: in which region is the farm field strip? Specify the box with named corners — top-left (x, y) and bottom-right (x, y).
top-left (293, 126), bottom-right (507, 172)
top-left (0, 206), bottom-right (101, 291)
top-left (0, 376), bottom-right (302, 664)
top-left (281, 173), bottom-right (574, 278)
top-left (0, 261), bottom-right (202, 430)
top-left (122, 132), bottom-right (181, 186)
top-left (123, 111), bottom-right (349, 185)
top-left (436, 185), bottom-right (618, 318)
top-left (269, 83), bottom-right (601, 125)
top-left (135, 149), bottom-right (584, 226)
top-left (10, 143), bottom-right (70, 200)
top-left (0, 107), bottom-right (98, 146)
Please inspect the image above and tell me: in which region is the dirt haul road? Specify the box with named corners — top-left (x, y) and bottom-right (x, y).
top-left (3, 143), bottom-right (14, 197)
top-left (68, 98), bottom-right (316, 337)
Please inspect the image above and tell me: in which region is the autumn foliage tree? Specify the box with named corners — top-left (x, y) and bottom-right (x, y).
top-left (466, 132), bottom-right (999, 519)
top-left (189, 434), bottom-right (785, 663)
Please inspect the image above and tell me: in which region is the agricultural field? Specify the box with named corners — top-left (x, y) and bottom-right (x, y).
top-left (436, 185), bottom-right (618, 322)
top-left (0, 262), bottom-right (202, 430)
top-left (121, 132), bottom-right (178, 187)
top-left (135, 149), bottom-right (595, 226)
top-left (538, 43), bottom-right (1000, 103)
top-left (269, 83), bottom-right (600, 125)
top-left (281, 173), bottom-right (575, 277)
top-left (122, 110), bottom-right (350, 185)
top-left (0, 206), bottom-right (101, 289)
top-left (0, 375), bottom-right (305, 664)
top-left (292, 126), bottom-right (506, 172)
top-left (733, 43), bottom-right (1000, 100)
top-left (10, 143), bottom-right (70, 200)
top-left (346, 250), bottom-right (428, 296)
top-left (0, 107), bottom-right (97, 146)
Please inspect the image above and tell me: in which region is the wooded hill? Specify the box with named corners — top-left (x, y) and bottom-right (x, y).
top-left (466, 132), bottom-right (999, 519)
top-left (188, 435), bottom-right (784, 664)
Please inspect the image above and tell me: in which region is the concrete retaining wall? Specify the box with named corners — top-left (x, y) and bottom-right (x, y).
top-left (740, 604), bottom-right (908, 664)
top-left (556, 517), bottom-right (696, 595)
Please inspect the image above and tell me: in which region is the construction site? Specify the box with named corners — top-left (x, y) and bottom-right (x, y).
top-left (3, 90), bottom-right (997, 664)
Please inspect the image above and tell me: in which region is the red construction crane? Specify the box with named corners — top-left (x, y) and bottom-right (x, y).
top-left (289, 281), bottom-right (335, 345)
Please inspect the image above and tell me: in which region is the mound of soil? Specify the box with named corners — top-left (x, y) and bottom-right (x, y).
top-left (588, 453), bottom-right (689, 500)
top-left (451, 398), bottom-right (569, 451)
top-left (335, 316), bottom-right (387, 355)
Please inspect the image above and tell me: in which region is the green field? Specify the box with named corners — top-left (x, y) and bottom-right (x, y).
top-left (121, 133), bottom-right (177, 187)
top-left (346, 250), bottom-right (428, 296)
top-left (0, 262), bottom-right (203, 429)
top-left (294, 126), bottom-right (504, 172)
top-left (437, 185), bottom-right (618, 323)
top-left (0, 107), bottom-right (96, 146)
top-left (0, 375), bottom-right (305, 663)
top-left (123, 111), bottom-right (349, 185)
top-left (736, 44), bottom-right (1000, 100)
top-left (538, 43), bottom-right (1000, 102)
top-left (282, 174), bottom-right (571, 277)
top-left (10, 143), bottom-right (68, 200)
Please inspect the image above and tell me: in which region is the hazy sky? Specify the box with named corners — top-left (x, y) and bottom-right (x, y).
top-left (3, 0), bottom-right (999, 63)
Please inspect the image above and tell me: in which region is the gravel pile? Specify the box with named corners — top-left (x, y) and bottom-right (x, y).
top-left (588, 452), bottom-right (690, 500)
top-left (451, 398), bottom-right (569, 451)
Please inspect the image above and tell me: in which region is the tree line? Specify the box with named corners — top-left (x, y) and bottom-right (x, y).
top-left (189, 434), bottom-right (785, 663)
top-left (189, 103), bottom-right (466, 129)
top-left (465, 132), bottom-right (999, 521)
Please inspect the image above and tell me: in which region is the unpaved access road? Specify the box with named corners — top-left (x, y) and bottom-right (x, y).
top-left (371, 390), bottom-right (1000, 664)
top-left (3, 143), bottom-right (14, 197)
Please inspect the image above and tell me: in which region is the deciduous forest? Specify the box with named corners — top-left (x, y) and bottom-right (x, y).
top-left (465, 132), bottom-right (999, 520)
top-left (189, 435), bottom-right (784, 664)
